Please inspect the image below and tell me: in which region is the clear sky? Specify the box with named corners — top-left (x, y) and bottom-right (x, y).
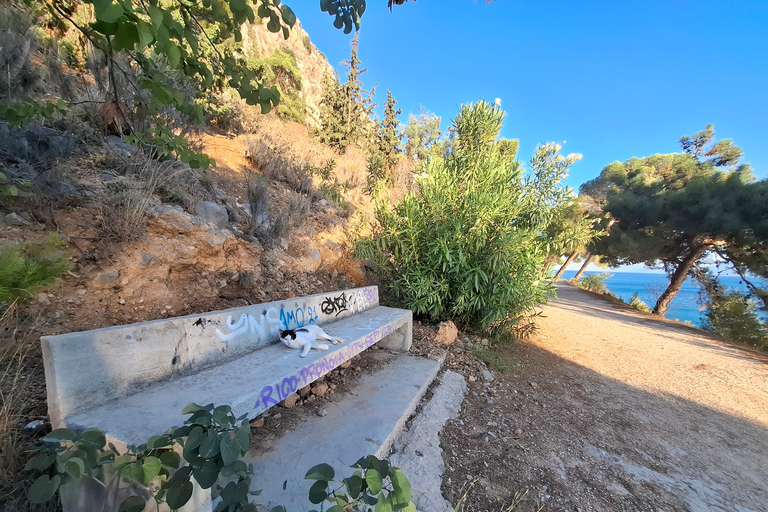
top-left (289, 0), bottom-right (768, 191)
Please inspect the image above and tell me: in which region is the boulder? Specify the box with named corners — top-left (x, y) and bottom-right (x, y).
top-left (194, 201), bottom-right (229, 229)
top-left (435, 320), bottom-right (459, 346)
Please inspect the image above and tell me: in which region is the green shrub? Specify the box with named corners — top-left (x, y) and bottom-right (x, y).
top-left (577, 272), bottom-right (613, 293)
top-left (357, 102), bottom-right (573, 329)
top-left (627, 293), bottom-right (651, 312)
top-left (703, 290), bottom-right (767, 350)
top-left (0, 233), bottom-right (71, 304)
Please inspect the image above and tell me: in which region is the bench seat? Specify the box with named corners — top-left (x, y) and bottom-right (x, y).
top-left (62, 306), bottom-right (411, 446)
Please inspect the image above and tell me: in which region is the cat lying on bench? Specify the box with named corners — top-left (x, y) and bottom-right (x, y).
top-left (279, 325), bottom-right (345, 357)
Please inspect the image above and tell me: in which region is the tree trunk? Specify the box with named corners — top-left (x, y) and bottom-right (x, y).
top-left (553, 251), bottom-right (578, 280)
top-left (572, 253), bottom-right (595, 281)
top-left (652, 244), bottom-right (707, 316)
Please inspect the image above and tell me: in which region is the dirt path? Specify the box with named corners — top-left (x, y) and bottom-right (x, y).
top-left (441, 282), bottom-right (768, 512)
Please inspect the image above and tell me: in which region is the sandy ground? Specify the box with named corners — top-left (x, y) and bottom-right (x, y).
top-left (441, 282), bottom-right (768, 512)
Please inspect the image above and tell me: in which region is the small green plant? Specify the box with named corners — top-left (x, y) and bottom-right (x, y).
top-left (470, 345), bottom-right (513, 372)
top-left (25, 403), bottom-right (256, 511)
top-left (25, 404), bottom-right (415, 512)
top-left (627, 293), bottom-right (651, 312)
top-left (577, 272), bottom-right (613, 294)
top-left (305, 455), bottom-right (416, 512)
top-left (0, 233), bottom-right (71, 305)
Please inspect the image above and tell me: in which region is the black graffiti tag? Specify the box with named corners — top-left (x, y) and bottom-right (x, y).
top-left (320, 294), bottom-right (348, 316)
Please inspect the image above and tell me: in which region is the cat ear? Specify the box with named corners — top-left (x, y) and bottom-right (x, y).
top-left (278, 330), bottom-right (286, 336)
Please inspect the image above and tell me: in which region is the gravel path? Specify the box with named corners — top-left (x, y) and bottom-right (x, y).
top-left (441, 282), bottom-right (768, 512)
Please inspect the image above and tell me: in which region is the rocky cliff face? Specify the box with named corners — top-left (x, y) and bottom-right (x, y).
top-left (242, 20), bottom-right (334, 129)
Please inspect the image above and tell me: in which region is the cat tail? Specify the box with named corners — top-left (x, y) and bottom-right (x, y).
top-left (315, 344), bottom-right (330, 351)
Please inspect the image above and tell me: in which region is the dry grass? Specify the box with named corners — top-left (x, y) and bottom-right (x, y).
top-left (100, 155), bottom-right (186, 242)
top-left (0, 304), bottom-right (53, 511)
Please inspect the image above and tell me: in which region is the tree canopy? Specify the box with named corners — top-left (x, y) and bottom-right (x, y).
top-left (581, 125), bottom-right (768, 315)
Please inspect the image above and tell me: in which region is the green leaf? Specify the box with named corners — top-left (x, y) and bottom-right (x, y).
top-left (267, 13), bottom-right (280, 33)
top-left (375, 494), bottom-right (394, 512)
top-left (147, 435), bottom-right (171, 450)
top-left (148, 4), bottom-right (164, 30)
top-left (199, 430), bottom-right (221, 459)
top-left (166, 42), bottom-right (181, 68)
top-left (112, 22), bottom-right (139, 51)
top-left (193, 460), bottom-right (219, 489)
top-left (45, 428), bottom-right (74, 442)
top-left (113, 454), bottom-right (133, 471)
top-left (308, 480), bottom-right (328, 504)
top-left (234, 427), bottom-right (250, 453)
top-left (65, 457), bottom-right (85, 479)
top-left (211, 405), bottom-right (232, 427)
top-left (159, 451), bottom-right (181, 469)
top-left (343, 474), bottom-right (362, 499)
top-left (24, 453), bottom-right (56, 472)
top-left (366, 468), bottom-right (382, 495)
top-left (93, 0), bottom-right (124, 23)
top-left (142, 456), bottom-right (162, 484)
top-left (181, 403), bottom-right (206, 415)
top-left (220, 460), bottom-right (248, 478)
top-left (136, 19), bottom-right (154, 48)
top-left (124, 462), bottom-right (144, 483)
top-left (185, 426), bottom-right (205, 451)
top-left (219, 435), bottom-right (241, 467)
top-left (27, 474), bottom-right (61, 504)
top-left (280, 5), bottom-right (296, 27)
top-left (82, 428), bottom-right (106, 448)
top-left (166, 479), bottom-right (194, 509)
top-left (305, 463), bottom-right (335, 481)
top-left (118, 495), bottom-right (146, 512)
top-left (390, 468), bottom-right (412, 503)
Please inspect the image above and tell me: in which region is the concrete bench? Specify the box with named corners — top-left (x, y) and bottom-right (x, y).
top-left (41, 285), bottom-right (412, 509)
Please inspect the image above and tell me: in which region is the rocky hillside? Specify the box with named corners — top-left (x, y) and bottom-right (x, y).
top-left (242, 20), bottom-right (334, 128)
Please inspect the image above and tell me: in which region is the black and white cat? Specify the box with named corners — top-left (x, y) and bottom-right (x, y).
top-left (279, 325), bottom-right (345, 357)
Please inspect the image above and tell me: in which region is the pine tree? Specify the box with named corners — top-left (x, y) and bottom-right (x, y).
top-left (340, 33), bottom-right (376, 148)
top-left (317, 34), bottom-right (375, 152)
top-left (377, 90), bottom-right (402, 173)
top-left (318, 71), bottom-right (346, 151)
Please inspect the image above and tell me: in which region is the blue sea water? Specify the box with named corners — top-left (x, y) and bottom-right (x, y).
top-left (560, 270), bottom-right (766, 327)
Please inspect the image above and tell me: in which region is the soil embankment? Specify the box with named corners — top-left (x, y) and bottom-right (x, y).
top-left (441, 282), bottom-right (768, 511)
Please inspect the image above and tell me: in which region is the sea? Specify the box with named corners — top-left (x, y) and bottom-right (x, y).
top-left (560, 270), bottom-right (767, 327)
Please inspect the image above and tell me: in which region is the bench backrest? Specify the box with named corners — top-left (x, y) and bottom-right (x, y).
top-left (42, 286), bottom-right (379, 426)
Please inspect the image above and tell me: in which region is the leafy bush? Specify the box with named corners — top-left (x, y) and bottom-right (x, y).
top-left (703, 290), bottom-right (767, 350)
top-left (357, 102), bottom-right (574, 329)
top-left (0, 233), bottom-right (71, 305)
top-left (627, 293), bottom-right (651, 312)
top-left (577, 272), bottom-right (613, 294)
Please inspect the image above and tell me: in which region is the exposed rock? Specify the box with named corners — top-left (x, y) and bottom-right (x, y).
top-left (279, 393), bottom-right (298, 408)
top-left (481, 370), bottom-right (495, 383)
top-left (435, 320), bottom-right (459, 346)
top-left (138, 252), bottom-right (158, 269)
top-left (298, 385), bottom-right (312, 397)
top-left (468, 375), bottom-right (477, 383)
top-left (312, 382), bottom-right (329, 396)
top-left (0, 122), bottom-right (75, 161)
top-left (37, 293), bottom-right (51, 306)
top-left (106, 135), bottom-right (134, 157)
top-left (194, 201), bottom-right (229, 229)
top-left (340, 360), bottom-right (352, 369)
top-left (250, 417), bottom-right (265, 428)
top-left (317, 409), bottom-right (328, 417)
top-left (4, 212), bottom-right (31, 226)
top-left (96, 272), bottom-right (120, 286)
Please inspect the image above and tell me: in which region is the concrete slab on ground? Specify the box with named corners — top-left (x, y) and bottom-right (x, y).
top-left (246, 353), bottom-right (442, 511)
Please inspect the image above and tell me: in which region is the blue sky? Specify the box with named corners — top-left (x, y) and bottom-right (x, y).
top-left (290, 0), bottom-right (768, 191)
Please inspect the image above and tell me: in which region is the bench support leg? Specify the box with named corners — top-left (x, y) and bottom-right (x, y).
top-left (377, 318), bottom-right (412, 352)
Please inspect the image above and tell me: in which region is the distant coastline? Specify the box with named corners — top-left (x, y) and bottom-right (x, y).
top-left (560, 270), bottom-right (766, 326)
